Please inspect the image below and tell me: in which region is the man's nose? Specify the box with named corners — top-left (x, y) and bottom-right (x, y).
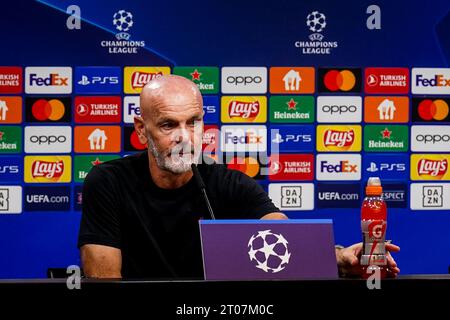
top-left (174, 127), bottom-right (190, 143)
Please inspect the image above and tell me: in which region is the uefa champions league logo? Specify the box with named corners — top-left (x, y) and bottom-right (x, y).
top-left (247, 230), bottom-right (291, 273)
top-left (306, 11), bottom-right (326, 41)
top-left (113, 10), bottom-right (134, 40)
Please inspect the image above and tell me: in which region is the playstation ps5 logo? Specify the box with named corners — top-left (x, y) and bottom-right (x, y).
top-left (78, 75), bottom-right (119, 86)
top-left (366, 162), bottom-right (406, 172)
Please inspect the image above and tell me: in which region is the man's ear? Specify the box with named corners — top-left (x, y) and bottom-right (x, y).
top-left (133, 116), bottom-right (148, 145)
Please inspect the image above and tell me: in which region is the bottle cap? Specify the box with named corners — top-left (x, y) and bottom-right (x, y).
top-left (366, 177), bottom-right (383, 195)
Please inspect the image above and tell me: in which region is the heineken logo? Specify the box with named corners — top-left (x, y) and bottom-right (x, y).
top-left (269, 96), bottom-right (314, 123)
top-left (173, 67), bottom-right (219, 94)
top-left (364, 125), bottom-right (408, 152)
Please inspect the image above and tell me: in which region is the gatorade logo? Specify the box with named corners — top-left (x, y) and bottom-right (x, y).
top-left (319, 68), bottom-right (361, 93)
top-left (368, 221), bottom-right (386, 239)
top-left (417, 99), bottom-right (449, 121)
top-left (31, 99), bottom-right (66, 121)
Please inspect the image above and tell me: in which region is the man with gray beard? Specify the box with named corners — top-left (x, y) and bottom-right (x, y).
top-left (78, 75), bottom-right (400, 279)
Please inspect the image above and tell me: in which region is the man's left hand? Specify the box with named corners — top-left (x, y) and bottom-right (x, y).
top-left (336, 242), bottom-right (400, 278)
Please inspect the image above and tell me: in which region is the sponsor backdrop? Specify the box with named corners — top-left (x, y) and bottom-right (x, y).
top-left (0, 0), bottom-right (449, 277)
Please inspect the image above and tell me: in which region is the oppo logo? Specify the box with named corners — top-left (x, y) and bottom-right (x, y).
top-left (322, 104), bottom-right (357, 114)
top-left (415, 134), bottom-right (450, 144)
top-left (30, 135), bottom-right (67, 145)
top-left (226, 75), bottom-right (262, 86)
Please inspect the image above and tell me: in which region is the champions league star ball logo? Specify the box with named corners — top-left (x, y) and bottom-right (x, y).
top-left (113, 10), bottom-right (134, 40)
top-left (247, 230), bottom-right (291, 273)
top-left (306, 11), bottom-right (326, 40)
top-left (294, 10), bottom-right (337, 54)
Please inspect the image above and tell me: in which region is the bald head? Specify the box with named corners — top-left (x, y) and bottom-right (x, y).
top-left (140, 75), bottom-right (203, 120)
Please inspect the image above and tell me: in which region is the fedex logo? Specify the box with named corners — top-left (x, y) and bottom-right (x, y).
top-left (221, 125), bottom-right (267, 152)
top-left (415, 75), bottom-right (450, 87)
top-left (123, 96), bottom-right (141, 123)
top-left (29, 73), bottom-right (68, 86)
top-left (225, 132), bottom-right (262, 144)
top-left (321, 161), bottom-right (357, 173)
top-left (412, 68), bottom-right (450, 94)
top-left (316, 154), bottom-right (361, 181)
top-left (25, 67), bottom-right (72, 94)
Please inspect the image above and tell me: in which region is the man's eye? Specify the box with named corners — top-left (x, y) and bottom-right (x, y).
top-left (161, 123), bottom-right (175, 129)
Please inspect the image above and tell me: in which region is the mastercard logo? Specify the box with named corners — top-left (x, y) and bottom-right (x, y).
top-left (323, 70), bottom-right (356, 91)
top-left (227, 156), bottom-right (260, 178)
top-left (418, 99), bottom-right (449, 121)
top-left (130, 130), bottom-right (147, 150)
top-left (31, 99), bottom-right (66, 121)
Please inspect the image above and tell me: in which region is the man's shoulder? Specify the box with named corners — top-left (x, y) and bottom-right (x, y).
top-left (87, 152), bottom-right (146, 182)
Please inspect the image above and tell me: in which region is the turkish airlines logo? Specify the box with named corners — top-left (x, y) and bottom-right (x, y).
top-left (323, 129), bottom-right (355, 148)
top-left (268, 154), bottom-right (314, 181)
top-left (364, 68), bottom-right (409, 94)
top-left (74, 96), bottom-right (121, 123)
top-left (418, 159), bottom-right (448, 177)
top-left (0, 67), bottom-right (22, 94)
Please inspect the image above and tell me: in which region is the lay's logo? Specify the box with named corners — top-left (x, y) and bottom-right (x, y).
top-left (124, 67), bottom-right (171, 93)
top-left (25, 156), bottom-right (72, 183)
top-left (221, 96), bottom-right (266, 123)
top-left (31, 160), bottom-right (64, 179)
top-left (324, 129), bottom-right (354, 147)
top-left (418, 159), bottom-right (448, 177)
top-left (411, 154), bottom-right (450, 180)
top-left (131, 71), bottom-right (162, 89)
top-left (317, 125), bottom-right (361, 152)
top-left (229, 100), bottom-right (259, 119)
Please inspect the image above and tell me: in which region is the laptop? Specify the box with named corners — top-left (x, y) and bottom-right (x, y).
top-left (199, 219), bottom-right (338, 280)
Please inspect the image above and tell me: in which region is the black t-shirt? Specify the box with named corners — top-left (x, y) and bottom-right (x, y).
top-left (78, 152), bottom-right (279, 279)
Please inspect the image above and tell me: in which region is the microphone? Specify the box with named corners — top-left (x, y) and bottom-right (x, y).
top-left (191, 163), bottom-right (216, 220)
